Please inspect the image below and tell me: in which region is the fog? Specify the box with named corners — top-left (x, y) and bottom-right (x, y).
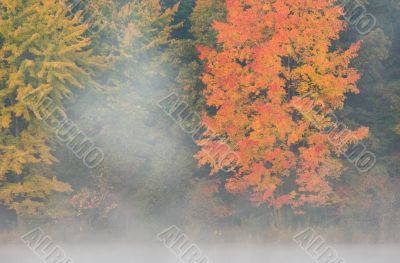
top-left (1, 244), bottom-right (400, 263)
top-left (1, 1), bottom-right (400, 262)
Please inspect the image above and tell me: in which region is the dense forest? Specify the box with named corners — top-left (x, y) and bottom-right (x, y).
top-left (0, 0), bottom-right (400, 244)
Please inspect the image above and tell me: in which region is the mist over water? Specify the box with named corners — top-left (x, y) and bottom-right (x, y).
top-left (1, 1), bottom-right (400, 263)
top-left (1, 244), bottom-right (400, 263)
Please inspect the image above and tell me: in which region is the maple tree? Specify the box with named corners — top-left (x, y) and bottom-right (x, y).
top-left (196, 0), bottom-right (369, 209)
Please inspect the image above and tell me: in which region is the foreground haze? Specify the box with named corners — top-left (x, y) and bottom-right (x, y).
top-left (1, 244), bottom-right (400, 263)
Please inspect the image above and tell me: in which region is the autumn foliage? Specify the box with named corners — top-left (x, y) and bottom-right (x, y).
top-left (196, 0), bottom-right (369, 209)
top-left (0, 0), bottom-right (101, 216)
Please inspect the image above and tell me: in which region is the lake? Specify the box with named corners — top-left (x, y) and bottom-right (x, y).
top-left (1, 243), bottom-right (399, 263)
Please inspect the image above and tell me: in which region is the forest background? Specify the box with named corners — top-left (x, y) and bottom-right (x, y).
top-left (0, 0), bottom-right (400, 243)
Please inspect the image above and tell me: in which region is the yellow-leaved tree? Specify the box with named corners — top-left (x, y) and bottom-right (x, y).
top-left (0, 0), bottom-right (103, 219)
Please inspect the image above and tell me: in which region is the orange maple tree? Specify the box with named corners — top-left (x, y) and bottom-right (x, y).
top-left (195, 0), bottom-right (368, 209)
